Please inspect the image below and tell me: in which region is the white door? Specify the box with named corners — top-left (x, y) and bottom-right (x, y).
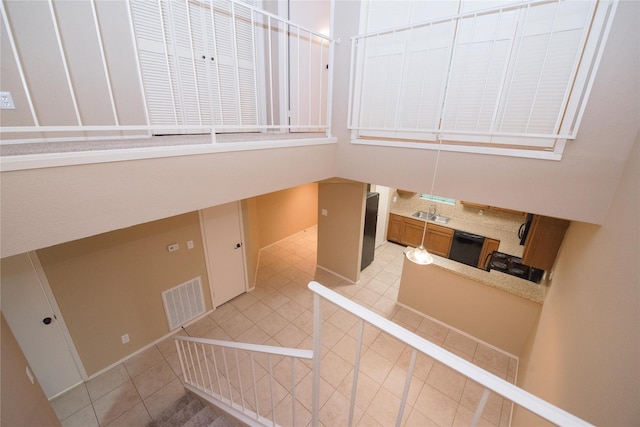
top-left (1, 253), bottom-right (84, 398)
top-left (200, 202), bottom-right (247, 307)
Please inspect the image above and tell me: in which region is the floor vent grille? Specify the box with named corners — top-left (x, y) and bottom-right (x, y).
top-left (162, 277), bottom-right (205, 330)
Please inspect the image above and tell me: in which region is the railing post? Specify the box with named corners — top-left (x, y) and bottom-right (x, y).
top-left (311, 293), bottom-right (322, 427)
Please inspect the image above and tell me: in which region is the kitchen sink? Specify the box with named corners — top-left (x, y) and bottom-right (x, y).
top-left (412, 211), bottom-right (451, 224)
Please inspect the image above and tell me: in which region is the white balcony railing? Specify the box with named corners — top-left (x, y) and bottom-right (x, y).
top-left (175, 281), bottom-right (593, 427)
top-left (0, 0), bottom-right (337, 143)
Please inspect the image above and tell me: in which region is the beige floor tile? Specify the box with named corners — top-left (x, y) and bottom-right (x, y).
top-left (371, 296), bottom-right (400, 318)
top-left (370, 332), bottom-right (407, 363)
top-left (318, 389), bottom-right (363, 426)
top-left (51, 383), bottom-right (91, 421)
top-left (235, 324), bottom-right (272, 345)
top-left (337, 370), bottom-right (379, 411)
top-left (217, 312), bottom-right (254, 339)
top-left (365, 278), bottom-right (392, 295)
top-left (274, 394), bottom-right (312, 427)
top-left (272, 356), bottom-right (311, 391)
top-left (358, 348), bottom-right (394, 384)
top-left (242, 301), bottom-right (274, 323)
top-left (353, 287), bottom-right (381, 307)
top-left (156, 332), bottom-right (186, 358)
top-left (365, 387), bottom-right (404, 426)
top-left (86, 364), bottom-right (130, 402)
top-left (262, 291), bottom-right (292, 310)
top-left (103, 402), bottom-right (151, 427)
top-left (185, 315), bottom-right (217, 337)
top-left (403, 407), bottom-right (440, 427)
top-left (460, 380), bottom-right (505, 425)
top-left (201, 325), bottom-right (233, 341)
top-left (92, 380), bottom-right (141, 425)
top-left (382, 366), bottom-right (424, 406)
top-left (319, 351), bottom-right (353, 388)
top-left (293, 309), bottom-right (314, 335)
top-left (61, 404), bottom-right (98, 427)
top-left (357, 412), bottom-right (384, 427)
top-left (296, 373), bottom-right (335, 413)
top-left (473, 344), bottom-right (510, 379)
top-left (326, 308), bottom-right (359, 332)
top-left (123, 346), bottom-right (164, 377)
top-left (331, 334), bottom-right (362, 364)
top-left (319, 321), bottom-right (346, 349)
top-left (131, 359), bottom-right (177, 399)
top-left (396, 348), bottom-right (435, 381)
top-left (413, 383), bottom-right (459, 427)
top-left (273, 323), bottom-right (308, 348)
top-left (444, 330), bottom-right (478, 360)
top-left (414, 317), bottom-right (449, 345)
top-left (392, 307), bottom-right (424, 329)
top-left (426, 362), bottom-right (467, 401)
top-left (230, 292), bottom-right (259, 311)
top-left (257, 311), bottom-right (289, 336)
top-left (278, 299), bottom-right (307, 322)
top-left (347, 322), bottom-right (381, 347)
top-left (452, 404), bottom-right (497, 427)
top-left (142, 378), bottom-right (186, 420)
top-left (208, 303), bottom-right (240, 324)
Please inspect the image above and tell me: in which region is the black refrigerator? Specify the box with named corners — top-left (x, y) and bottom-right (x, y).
top-left (361, 192), bottom-right (379, 271)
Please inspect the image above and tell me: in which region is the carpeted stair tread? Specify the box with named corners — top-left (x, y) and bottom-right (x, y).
top-left (181, 406), bottom-right (221, 427)
top-left (160, 398), bottom-right (205, 427)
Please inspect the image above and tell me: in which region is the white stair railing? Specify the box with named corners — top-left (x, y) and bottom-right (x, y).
top-left (176, 281), bottom-right (593, 427)
top-left (175, 336), bottom-right (312, 427)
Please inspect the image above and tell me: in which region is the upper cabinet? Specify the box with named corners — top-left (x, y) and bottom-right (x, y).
top-left (522, 215), bottom-right (570, 270)
top-left (461, 201), bottom-right (525, 217)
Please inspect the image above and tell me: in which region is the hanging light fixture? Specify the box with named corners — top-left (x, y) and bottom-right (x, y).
top-left (406, 140), bottom-right (443, 265)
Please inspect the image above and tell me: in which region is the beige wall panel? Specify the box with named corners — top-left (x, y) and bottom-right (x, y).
top-left (36, 212), bottom-right (210, 376)
top-left (513, 133), bottom-right (640, 426)
top-left (317, 180), bottom-right (366, 282)
top-left (398, 258), bottom-right (541, 357)
top-left (1, 313), bottom-right (60, 427)
top-left (1, 143), bottom-right (337, 258)
top-left (256, 183), bottom-right (318, 248)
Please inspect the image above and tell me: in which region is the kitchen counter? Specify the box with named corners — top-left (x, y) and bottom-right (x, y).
top-left (390, 206), bottom-right (548, 304)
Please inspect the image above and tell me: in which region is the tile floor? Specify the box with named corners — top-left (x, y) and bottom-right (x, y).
top-left (51, 226), bottom-right (517, 427)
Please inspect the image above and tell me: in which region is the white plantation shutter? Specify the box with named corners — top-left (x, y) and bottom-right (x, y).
top-left (354, 0), bottom-right (610, 154)
top-left (130, 0), bottom-right (258, 132)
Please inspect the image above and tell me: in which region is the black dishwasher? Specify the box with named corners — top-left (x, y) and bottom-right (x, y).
top-left (449, 230), bottom-right (485, 268)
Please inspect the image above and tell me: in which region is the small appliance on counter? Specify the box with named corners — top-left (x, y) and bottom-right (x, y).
top-left (485, 251), bottom-right (544, 283)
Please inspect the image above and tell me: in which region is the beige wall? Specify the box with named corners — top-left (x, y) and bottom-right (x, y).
top-left (256, 183), bottom-right (319, 248)
top-left (1, 144), bottom-right (337, 258)
top-left (36, 213), bottom-right (211, 376)
top-left (317, 180), bottom-right (366, 282)
top-left (1, 313), bottom-right (60, 427)
top-left (398, 259), bottom-right (541, 356)
top-left (513, 133), bottom-right (640, 426)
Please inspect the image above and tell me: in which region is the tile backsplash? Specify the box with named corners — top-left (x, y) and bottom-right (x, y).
top-left (391, 191), bottom-right (525, 234)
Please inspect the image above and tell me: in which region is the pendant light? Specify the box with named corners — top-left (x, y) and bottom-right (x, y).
top-left (406, 140), bottom-right (443, 265)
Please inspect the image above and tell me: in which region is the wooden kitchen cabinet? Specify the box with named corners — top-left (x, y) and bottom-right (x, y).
top-left (522, 215), bottom-right (570, 270)
top-left (402, 217), bottom-right (426, 247)
top-left (387, 213), bottom-right (403, 243)
top-left (387, 214), bottom-right (454, 257)
top-left (478, 238), bottom-right (500, 269)
top-left (461, 201), bottom-right (525, 216)
top-left (424, 223), bottom-right (454, 258)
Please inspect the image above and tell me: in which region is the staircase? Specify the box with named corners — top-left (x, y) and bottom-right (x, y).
top-left (147, 392), bottom-right (244, 427)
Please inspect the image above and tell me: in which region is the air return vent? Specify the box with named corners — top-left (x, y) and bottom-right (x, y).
top-left (162, 277), bottom-right (205, 331)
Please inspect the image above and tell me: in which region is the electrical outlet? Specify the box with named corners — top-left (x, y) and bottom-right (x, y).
top-left (121, 334), bottom-right (130, 344)
top-left (167, 243), bottom-right (179, 252)
top-left (187, 240), bottom-right (194, 250)
top-left (0, 91), bottom-right (15, 109)
top-left (321, 209), bottom-right (328, 216)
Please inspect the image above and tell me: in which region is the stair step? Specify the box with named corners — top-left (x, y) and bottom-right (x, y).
top-left (146, 391), bottom-right (242, 427)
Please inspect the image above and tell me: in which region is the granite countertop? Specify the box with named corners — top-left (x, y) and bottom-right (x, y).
top-left (392, 207), bottom-right (548, 304)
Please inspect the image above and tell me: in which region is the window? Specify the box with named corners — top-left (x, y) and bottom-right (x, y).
top-left (420, 194), bottom-right (456, 205)
top-left (349, 0), bottom-right (618, 159)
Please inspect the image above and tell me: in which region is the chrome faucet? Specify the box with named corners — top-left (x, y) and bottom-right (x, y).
top-left (428, 204), bottom-right (437, 219)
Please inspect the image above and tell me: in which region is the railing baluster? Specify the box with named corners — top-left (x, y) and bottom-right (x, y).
top-left (222, 347), bottom-right (233, 404)
top-left (187, 341), bottom-right (198, 388)
top-left (176, 340), bottom-right (187, 383)
top-left (308, 31), bottom-right (312, 128)
top-left (291, 357), bottom-right (297, 426)
top-left (202, 343), bottom-right (213, 393)
top-left (318, 38), bottom-right (324, 128)
top-left (235, 349), bottom-right (246, 411)
top-left (229, 1), bottom-right (243, 125)
top-left (194, 342), bottom-right (206, 390)
top-left (471, 388), bottom-right (491, 427)
top-left (349, 319), bottom-right (365, 427)
top-left (250, 353), bottom-right (260, 419)
top-left (267, 15), bottom-right (274, 128)
top-left (210, 346), bottom-right (224, 398)
top-left (395, 348), bottom-right (417, 427)
top-left (311, 293), bottom-right (322, 427)
top-left (268, 354), bottom-right (276, 426)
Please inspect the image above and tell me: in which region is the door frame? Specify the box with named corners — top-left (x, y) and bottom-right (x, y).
top-left (199, 201), bottom-right (248, 308)
top-left (12, 252), bottom-right (89, 396)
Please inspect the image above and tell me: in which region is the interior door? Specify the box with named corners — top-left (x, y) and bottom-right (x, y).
top-left (200, 202), bottom-right (247, 307)
top-left (1, 253), bottom-right (84, 398)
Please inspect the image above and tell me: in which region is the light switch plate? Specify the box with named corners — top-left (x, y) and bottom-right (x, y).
top-left (321, 209), bottom-right (328, 216)
top-left (0, 91), bottom-right (15, 109)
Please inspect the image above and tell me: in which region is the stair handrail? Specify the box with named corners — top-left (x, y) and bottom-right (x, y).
top-left (307, 281), bottom-right (593, 427)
